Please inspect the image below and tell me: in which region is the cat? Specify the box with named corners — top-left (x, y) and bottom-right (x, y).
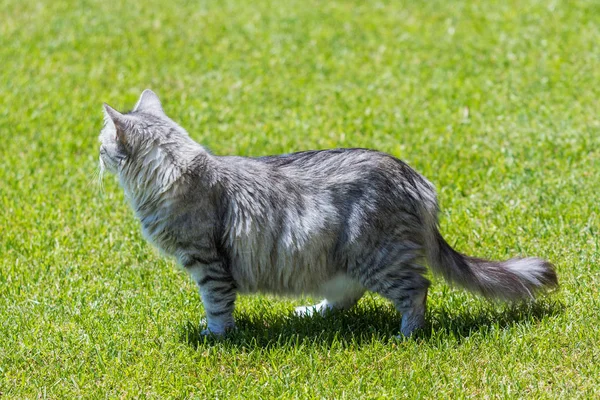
top-left (98, 89), bottom-right (558, 337)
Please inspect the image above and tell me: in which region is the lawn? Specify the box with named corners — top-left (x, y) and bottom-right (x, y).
top-left (1, 0), bottom-right (600, 397)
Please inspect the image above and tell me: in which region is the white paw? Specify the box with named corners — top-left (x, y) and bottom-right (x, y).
top-left (294, 305), bottom-right (318, 317)
top-left (294, 300), bottom-right (332, 317)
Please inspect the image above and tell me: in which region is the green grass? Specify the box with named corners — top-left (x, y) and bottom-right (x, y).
top-left (1, 0), bottom-right (600, 397)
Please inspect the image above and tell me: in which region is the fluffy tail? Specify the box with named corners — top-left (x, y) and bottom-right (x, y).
top-left (424, 222), bottom-right (558, 300)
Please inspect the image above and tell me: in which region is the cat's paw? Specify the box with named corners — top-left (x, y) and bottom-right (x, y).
top-left (200, 321), bottom-right (236, 337)
top-left (200, 328), bottom-right (224, 337)
top-left (294, 300), bottom-right (332, 317)
top-left (294, 305), bottom-right (318, 317)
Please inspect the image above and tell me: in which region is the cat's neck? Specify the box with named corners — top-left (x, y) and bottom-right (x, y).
top-left (120, 140), bottom-right (209, 212)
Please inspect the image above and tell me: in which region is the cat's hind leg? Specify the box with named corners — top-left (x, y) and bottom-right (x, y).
top-left (295, 274), bottom-right (365, 317)
top-left (355, 250), bottom-right (430, 337)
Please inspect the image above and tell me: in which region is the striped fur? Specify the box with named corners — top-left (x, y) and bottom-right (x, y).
top-left (99, 90), bottom-right (558, 337)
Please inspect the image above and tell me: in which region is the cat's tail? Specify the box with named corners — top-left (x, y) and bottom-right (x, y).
top-left (422, 210), bottom-right (558, 300)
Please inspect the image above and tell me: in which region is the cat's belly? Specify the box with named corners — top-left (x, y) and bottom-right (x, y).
top-left (316, 273), bottom-right (364, 300)
top-left (230, 254), bottom-right (344, 296)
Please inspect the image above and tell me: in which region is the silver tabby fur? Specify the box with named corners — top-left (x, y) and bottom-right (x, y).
top-left (99, 90), bottom-right (558, 337)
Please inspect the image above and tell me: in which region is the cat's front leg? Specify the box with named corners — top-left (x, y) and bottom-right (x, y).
top-left (184, 259), bottom-right (237, 336)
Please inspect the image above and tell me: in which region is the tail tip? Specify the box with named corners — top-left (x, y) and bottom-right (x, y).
top-left (507, 257), bottom-right (559, 292)
top-left (539, 260), bottom-right (559, 288)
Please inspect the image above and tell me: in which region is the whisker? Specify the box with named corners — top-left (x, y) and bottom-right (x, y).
top-left (87, 159), bottom-right (106, 195)
top-left (98, 158), bottom-right (106, 195)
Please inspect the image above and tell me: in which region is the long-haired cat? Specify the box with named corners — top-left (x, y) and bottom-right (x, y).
top-left (99, 90), bottom-right (557, 337)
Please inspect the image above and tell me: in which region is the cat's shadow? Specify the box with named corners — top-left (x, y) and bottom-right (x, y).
top-left (179, 298), bottom-right (563, 350)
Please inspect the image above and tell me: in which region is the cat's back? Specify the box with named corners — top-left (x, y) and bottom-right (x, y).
top-left (214, 147), bottom-right (436, 221)
top-left (218, 148), bottom-right (415, 184)
top-left (256, 147), bottom-right (384, 175)
top-left (255, 147), bottom-right (433, 194)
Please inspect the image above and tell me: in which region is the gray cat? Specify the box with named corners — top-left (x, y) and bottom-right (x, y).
top-left (99, 90), bottom-right (558, 337)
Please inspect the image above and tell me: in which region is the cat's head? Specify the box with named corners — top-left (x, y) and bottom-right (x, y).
top-left (100, 90), bottom-right (172, 173)
top-left (99, 90), bottom-right (195, 193)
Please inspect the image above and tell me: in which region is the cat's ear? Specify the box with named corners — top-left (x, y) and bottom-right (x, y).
top-left (133, 89), bottom-right (164, 115)
top-left (103, 103), bottom-right (130, 145)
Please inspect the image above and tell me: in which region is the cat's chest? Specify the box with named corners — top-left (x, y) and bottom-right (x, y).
top-left (136, 204), bottom-right (218, 256)
top-left (138, 211), bottom-right (179, 254)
